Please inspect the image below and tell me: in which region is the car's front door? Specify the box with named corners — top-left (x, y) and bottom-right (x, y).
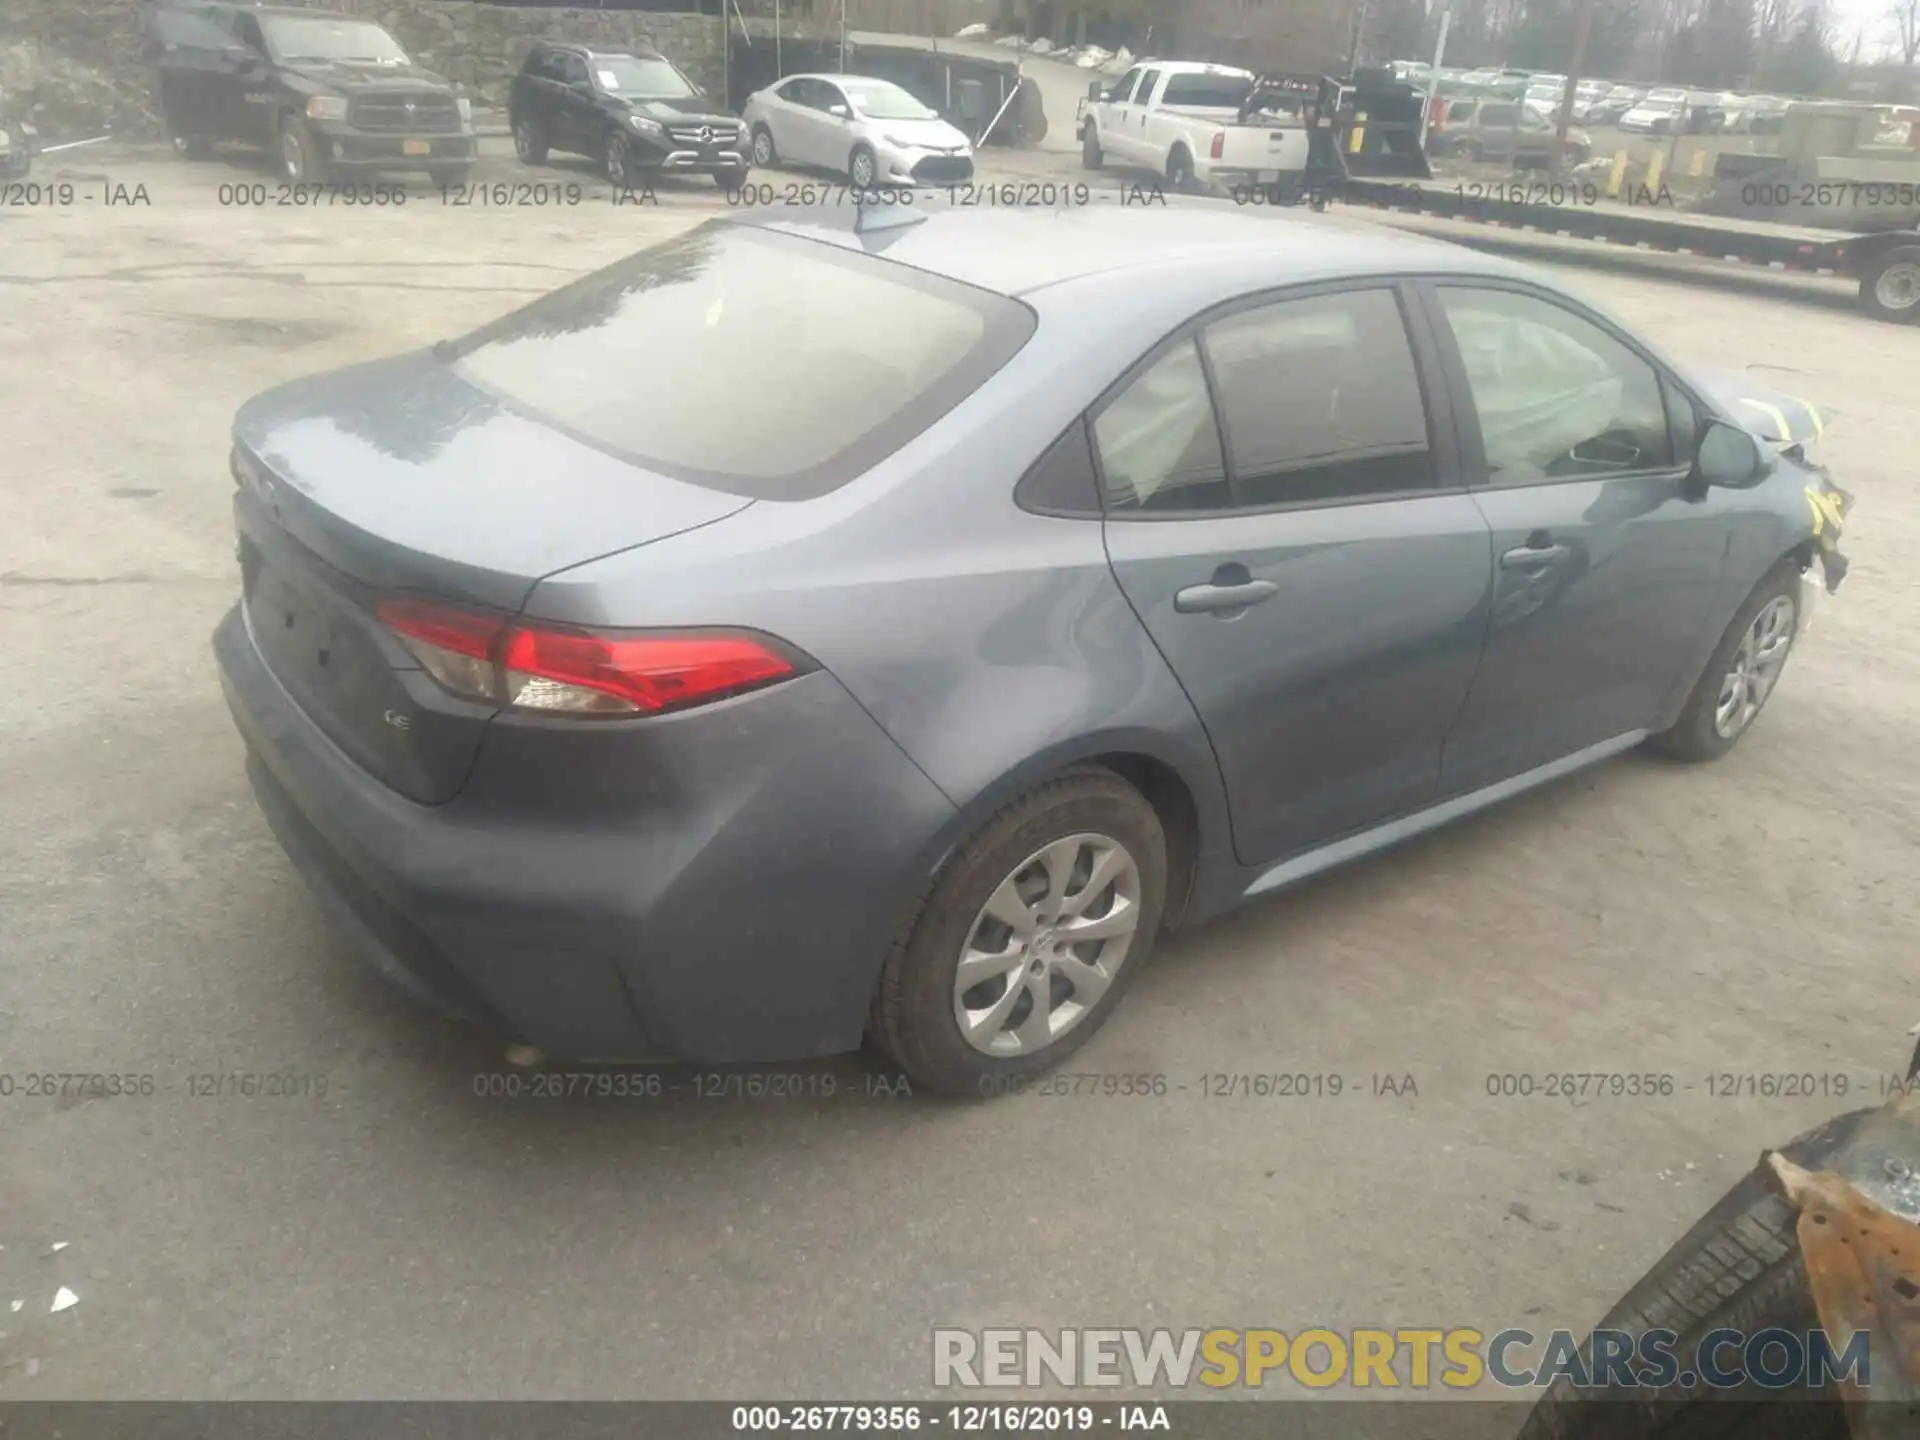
top-left (220, 7), bottom-right (276, 148)
top-left (149, 4), bottom-right (237, 144)
top-left (1096, 67), bottom-right (1145, 163)
top-left (1420, 281), bottom-right (1731, 796)
top-left (1099, 283), bottom-right (1496, 869)
top-left (552, 51), bottom-right (596, 154)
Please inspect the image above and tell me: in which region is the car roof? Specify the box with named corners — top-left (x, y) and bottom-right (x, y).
top-left (738, 199), bottom-right (1529, 300)
top-left (533, 42), bottom-right (666, 59)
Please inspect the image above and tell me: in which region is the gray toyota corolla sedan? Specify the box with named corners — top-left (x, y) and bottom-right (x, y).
top-left (214, 200), bottom-right (1851, 1095)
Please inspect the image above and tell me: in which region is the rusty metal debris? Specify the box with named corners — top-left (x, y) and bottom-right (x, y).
top-left (1770, 1087), bottom-right (1920, 1437)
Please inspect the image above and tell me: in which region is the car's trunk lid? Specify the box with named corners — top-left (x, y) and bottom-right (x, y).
top-left (231, 351), bottom-right (752, 802)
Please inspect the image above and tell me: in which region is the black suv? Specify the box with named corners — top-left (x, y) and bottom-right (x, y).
top-left (147, 2), bottom-right (476, 185)
top-left (510, 43), bottom-right (749, 189)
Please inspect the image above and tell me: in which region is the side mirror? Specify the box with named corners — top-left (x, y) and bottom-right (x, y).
top-left (828, 103), bottom-right (851, 118)
top-left (222, 45), bottom-right (257, 70)
top-left (1695, 420), bottom-right (1769, 488)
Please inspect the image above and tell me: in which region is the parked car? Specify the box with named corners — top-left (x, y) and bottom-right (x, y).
top-left (511, 42), bottom-right (748, 190)
top-left (212, 202), bottom-right (1849, 1094)
top-left (1585, 84), bottom-right (1643, 124)
top-left (145, 2), bottom-right (476, 185)
top-left (741, 74), bottom-right (973, 188)
top-left (1079, 60), bottom-right (1309, 193)
top-left (1619, 87), bottom-right (1689, 133)
top-left (1428, 98), bottom-right (1591, 164)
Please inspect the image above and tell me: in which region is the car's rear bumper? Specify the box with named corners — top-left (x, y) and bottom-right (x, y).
top-left (214, 601), bottom-right (956, 1062)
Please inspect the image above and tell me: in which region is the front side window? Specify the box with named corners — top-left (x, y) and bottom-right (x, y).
top-left (1092, 339), bottom-right (1231, 514)
top-left (1108, 68), bottom-right (1144, 103)
top-left (1436, 286), bottom-right (1674, 484)
top-left (448, 225), bottom-right (1034, 499)
top-left (1203, 288), bottom-right (1435, 507)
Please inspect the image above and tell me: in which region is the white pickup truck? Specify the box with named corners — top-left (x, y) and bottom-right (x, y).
top-left (1077, 60), bottom-right (1309, 194)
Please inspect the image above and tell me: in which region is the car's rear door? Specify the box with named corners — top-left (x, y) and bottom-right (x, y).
top-left (1099, 282), bottom-right (1495, 869)
top-left (1416, 280), bottom-right (1731, 796)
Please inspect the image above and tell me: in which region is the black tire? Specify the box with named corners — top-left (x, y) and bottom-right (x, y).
top-left (1649, 560), bottom-right (1802, 762)
top-left (712, 165), bottom-right (750, 192)
top-left (605, 130), bottom-right (647, 188)
top-left (512, 114), bottom-right (550, 166)
top-left (1516, 1109), bottom-right (1871, 1440)
top-left (429, 165), bottom-right (472, 189)
top-left (1860, 243), bottom-right (1920, 323)
top-left (279, 115), bottom-right (329, 185)
top-left (1166, 145), bottom-right (1194, 192)
top-left (868, 766), bottom-right (1168, 1097)
top-left (848, 143), bottom-right (878, 189)
top-left (1082, 124), bottom-right (1104, 169)
top-left (750, 124), bottom-right (777, 168)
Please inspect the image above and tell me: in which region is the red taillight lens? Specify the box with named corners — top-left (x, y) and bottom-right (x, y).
top-left (376, 597), bottom-right (802, 717)
top-left (1209, 131), bottom-right (1225, 160)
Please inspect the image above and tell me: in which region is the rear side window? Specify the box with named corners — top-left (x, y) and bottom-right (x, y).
top-left (1161, 73), bottom-right (1253, 108)
top-left (1092, 338), bottom-right (1232, 513)
top-left (1202, 288), bottom-right (1435, 506)
top-left (1479, 103), bottom-right (1519, 125)
top-left (449, 224), bottom-right (1035, 500)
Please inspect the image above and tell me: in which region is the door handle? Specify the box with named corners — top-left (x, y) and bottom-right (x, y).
top-left (1174, 579), bottom-right (1279, 614)
top-left (1500, 543), bottom-right (1571, 569)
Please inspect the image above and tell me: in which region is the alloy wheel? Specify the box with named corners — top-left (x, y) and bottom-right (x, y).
top-left (1713, 595), bottom-right (1795, 739)
top-left (951, 833), bottom-right (1142, 1058)
top-left (281, 126), bottom-right (306, 182)
top-left (752, 129), bottom-right (774, 166)
top-left (850, 149), bottom-right (875, 188)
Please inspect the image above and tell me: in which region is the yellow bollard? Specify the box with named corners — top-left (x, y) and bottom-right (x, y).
top-left (1644, 148), bottom-right (1665, 193)
top-left (1349, 113), bottom-right (1368, 154)
top-left (1606, 149), bottom-right (1628, 197)
top-left (1688, 147), bottom-right (1708, 177)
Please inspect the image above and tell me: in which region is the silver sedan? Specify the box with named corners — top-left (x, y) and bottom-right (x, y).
top-left (741, 73), bottom-right (975, 188)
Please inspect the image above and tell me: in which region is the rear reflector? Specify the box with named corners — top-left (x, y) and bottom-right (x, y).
top-left (1210, 131), bottom-right (1225, 160)
top-left (376, 598), bottom-right (805, 716)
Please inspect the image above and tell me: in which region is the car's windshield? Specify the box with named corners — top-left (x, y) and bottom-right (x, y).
top-left (448, 225), bottom-right (1033, 497)
top-left (590, 54), bottom-right (698, 99)
top-left (840, 79), bottom-right (937, 120)
top-left (260, 16), bottom-right (409, 64)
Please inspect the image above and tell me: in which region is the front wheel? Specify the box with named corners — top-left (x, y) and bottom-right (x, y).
top-left (1649, 561), bottom-right (1802, 762)
top-left (512, 114), bottom-right (549, 166)
top-left (605, 131), bottom-right (648, 188)
top-left (279, 116), bottom-right (329, 185)
top-left (750, 124), bottom-right (777, 168)
top-left (868, 767), bottom-right (1168, 1097)
top-left (1861, 243), bottom-right (1920, 323)
top-left (848, 144), bottom-right (878, 189)
top-left (1082, 124), bottom-right (1104, 169)
top-left (712, 165), bottom-right (750, 191)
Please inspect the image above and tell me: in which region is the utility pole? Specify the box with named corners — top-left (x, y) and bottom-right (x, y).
top-left (1345, 0), bottom-right (1370, 74)
top-left (1550, 0), bottom-right (1597, 171)
top-left (1421, 7), bottom-right (1451, 150)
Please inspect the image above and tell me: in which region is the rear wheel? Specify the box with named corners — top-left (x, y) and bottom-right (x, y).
top-left (1860, 243), bottom-right (1920, 323)
top-left (1165, 145), bottom-right (1194, 192)
top-left (1649, 561), bottom-right (1802, 762)
top-left (713, 165), bottom-right (750, 192)
top-left (1081, 124), bottom-right (1104, 169)
top-left (169, 127), bottom-right (211, 161)
top-left (869, 767), bottom-right (1168, 1097)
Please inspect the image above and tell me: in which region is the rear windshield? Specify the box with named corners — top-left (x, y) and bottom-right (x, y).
top-left (448, 224), bottom-right (1035, 500)
top-left (1160, 73), bottom-right (1254, 108)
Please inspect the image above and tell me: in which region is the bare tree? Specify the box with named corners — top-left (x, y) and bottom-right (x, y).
top-left (1892, 0), bottom-right (1920, 64)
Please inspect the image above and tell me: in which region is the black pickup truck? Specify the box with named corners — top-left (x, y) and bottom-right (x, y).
top-left (147, 2), bottom-right (476, 185)
top-left (509, 42), bottom-right (750, 189)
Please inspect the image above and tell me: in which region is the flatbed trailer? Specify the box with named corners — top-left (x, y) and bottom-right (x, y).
top-left (1333, 174), bottom-right (1920, 322)
top-left (1289, 69), bottom-right (1920, 323)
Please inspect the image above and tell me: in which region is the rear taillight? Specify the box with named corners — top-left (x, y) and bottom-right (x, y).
top-left (376, 597), bottom-right (804, 717)
top-left (1209, 131), bottom-right (1225, 160)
